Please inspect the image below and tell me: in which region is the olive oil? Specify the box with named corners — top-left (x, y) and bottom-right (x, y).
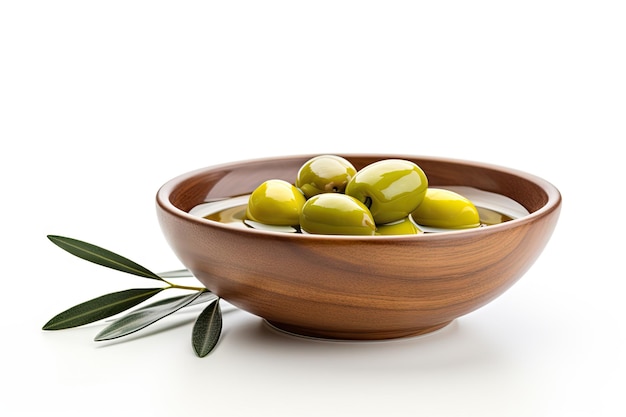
top-left (205, 205), bottom-right (247, 225)
top-left (476, 206), bottom-right (515, 225)
top-left (189, 187), bottom-right (526, 234)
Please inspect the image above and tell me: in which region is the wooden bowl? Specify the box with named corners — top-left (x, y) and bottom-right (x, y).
top-left (156, 154), bottom-right (561, 340)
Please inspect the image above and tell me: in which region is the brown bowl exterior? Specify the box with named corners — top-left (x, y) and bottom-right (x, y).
top-left (156, 154), bottom-right (561, 340)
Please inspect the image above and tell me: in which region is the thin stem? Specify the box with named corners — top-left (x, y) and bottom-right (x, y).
top-left (168, 282), bottom-right (208, 292)
top-left (158, 269), bottom-right (206, 292)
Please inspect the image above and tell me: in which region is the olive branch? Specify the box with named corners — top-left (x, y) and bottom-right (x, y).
top-left (42, 235), bottom-right (222, 357)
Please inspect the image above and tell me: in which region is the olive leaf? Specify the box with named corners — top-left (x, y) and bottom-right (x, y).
top-left (95, 291), bottom-right (217, 341)
top-left (47, 235), bottom-right (164, 281)
top-left (42, 288), bottom-right (164, 330)
top-left (44, 235), bottom-right (224, 358)
top-left (192, 298), bottom-right (222, 357)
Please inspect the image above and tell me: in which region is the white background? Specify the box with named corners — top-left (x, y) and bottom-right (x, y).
top-left (1, 1), bottom-right (624, 416)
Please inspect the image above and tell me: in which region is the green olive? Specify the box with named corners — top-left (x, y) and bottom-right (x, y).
top-left (295, 155), bottom-right (357, 198)
top-left (345, 159), bottom-right (428, 225)
top-left (411, 188), bottom-right (480, 229)
top-left (246, 179), bottom-right (306, 226)
top-left (376, 217), bottom-right (423, 235)
top-left (299, 193), bottom-right (376, 235)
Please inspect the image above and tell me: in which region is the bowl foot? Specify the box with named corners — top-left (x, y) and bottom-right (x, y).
top-left (265, 320), bottom-right (453, 341)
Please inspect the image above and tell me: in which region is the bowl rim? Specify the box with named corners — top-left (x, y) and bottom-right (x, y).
top-left (156, 153), bottom-right (562, 241)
